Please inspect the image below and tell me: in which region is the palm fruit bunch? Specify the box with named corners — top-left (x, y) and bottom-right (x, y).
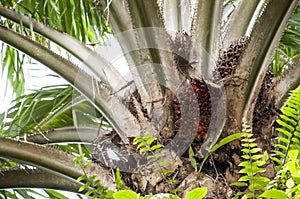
top-left (171, 32), bottom-right (212, 142)
top-left (173, 78), bottom-right (211, 141)
top-left (190, 78), bottom-right (211, 140)
top-left (213, 36), bottom-right (249, 81)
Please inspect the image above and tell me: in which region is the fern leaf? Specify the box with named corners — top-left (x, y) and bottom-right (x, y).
top-left (294, 131), bottom-right (300, 138)
top-left (272, 150), bottom-right (285, 159)
top-left (251, 154), bottom-right (264, 160)
top-left (276, 120), bottom-right (294, 132)
top-left (278, 137), bottom-right (290, 145)
top-left (272, 87), bottom-right (300, 167)
top-left (291, 137), bottom-right (300, 144)
top-left (242, 138), bottom-right (256, 143)
top-left (231, 120), bottom-right (269, 197)
top-left (280, 115), bottom-right (298, 126)
top-left (241, 192), bottom-right (255, 199)
top-left (250, 148), bottom-right (262, 153)
top-left (276, 128), bottom-right (292, 138)
top-left (286, 99), bottom-right (299, 110)
top-left (241, 154), bottom-right (251, 160)
top-left (270, 156), bottom-right (282, 165)
top-left (248, 183), bottom-right (265, 192)
top-left (267, 87), bottom-right (300, 191)
top-left (282, 107), bottom-right (298, 121)
top-left (275, 144), bottom-right (288, 153)
top-left (253, 161), bottom-right (268, 167)
top-left (242, 143), bottom-right (257, 148)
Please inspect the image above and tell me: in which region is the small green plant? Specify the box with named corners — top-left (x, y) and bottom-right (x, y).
top-left (73, 135), bottom-right (208, 199)
top-left (133, 132), bottom-right (170, 173)
top-left (73, 86), bottom-right (299, 199)
top-left (113, 190), bottom-right (138, 199)
top-left (133, 132), bottom-right (164, 157)
top-left (187, 118), bottom-right (244, 172)
top-left (73, 154), bottom-right (113, 199)
top-left (133, 132), bottom-right (174, 178)
top-left (280, 149), bottom-right (300, 197)
top-left (185, 188), bottom-right (207, 199)
top-left (198, 132), bottom-right (244, 172)
top-left (227, 88), bottom-right (300, 199)
top-left (132, 133), bottom-right (209, 198)
top-left (231, 120), bottom-right (270, 199)
top-left (270, 88), bottom-right (300, 170)
top-left (134, 132), bottom-right (183, 194)
top-left (189, 146), bottom-right (198, 172)
top-left (260, 149), bottom-right (300, 199)
top-left (115, 168), bottom-right (126, 191)
top-left (259, 88), bottom-right (300, 199)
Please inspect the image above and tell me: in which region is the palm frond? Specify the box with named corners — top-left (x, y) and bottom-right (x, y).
top-left (8, 0), bottom-right (110, 42)
top-left (0, 0), bottom-right (110, 99)
top-left (0, 5), bottom-right (126, 90)
top-left (25, 127), bottom-right (109, 144)
top-left (280, 1), bottom-right (300, 52)
top-left (0, 136), bottom-right (116, 190)
top-left (237, 0), bottom-right (298, 121)
top-left (1, 45), bottom-right (25, 98)
top-left (191, 0), bottom-right (223, 76)
top-left (162, 0), bottom-right (194, 33)
top-left (0, 25), bottom-right (141, 141)
top-left (270, 1), bottom-right (300, 77)
top-left (222, 0), bottom-right (263, 48)
top-left (0, 168), bottom-right (83, 194)
top-left (97, 0), bottom-right (184, 136)
top-left (1, 85), bottom-right (74, 137)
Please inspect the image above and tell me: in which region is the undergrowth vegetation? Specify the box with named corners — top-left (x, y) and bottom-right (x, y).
top-left (74, 87), bottom-right (299, 199)
top-left (231, 121), bottom-right (270, 198)
top-left (75, 133), bottom-right (208, 199)
top-left (233, 87), bottom-right (300, 199)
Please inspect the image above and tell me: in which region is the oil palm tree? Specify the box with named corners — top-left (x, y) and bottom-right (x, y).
top-left (0, 0), bottom-right (300, 198)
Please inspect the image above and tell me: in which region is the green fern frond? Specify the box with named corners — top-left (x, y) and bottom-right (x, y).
top-left (266, 87), bottom-right (300, 194)
top-left (231, 120), bottom-right (269, 199)
top-left (271, 87), bottom-right (300, 168)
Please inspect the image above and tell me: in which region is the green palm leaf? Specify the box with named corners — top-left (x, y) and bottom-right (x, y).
top-left (1, 85), bottom-right (74, 137)
top-left (0, 0), bottom-right (110, 99)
